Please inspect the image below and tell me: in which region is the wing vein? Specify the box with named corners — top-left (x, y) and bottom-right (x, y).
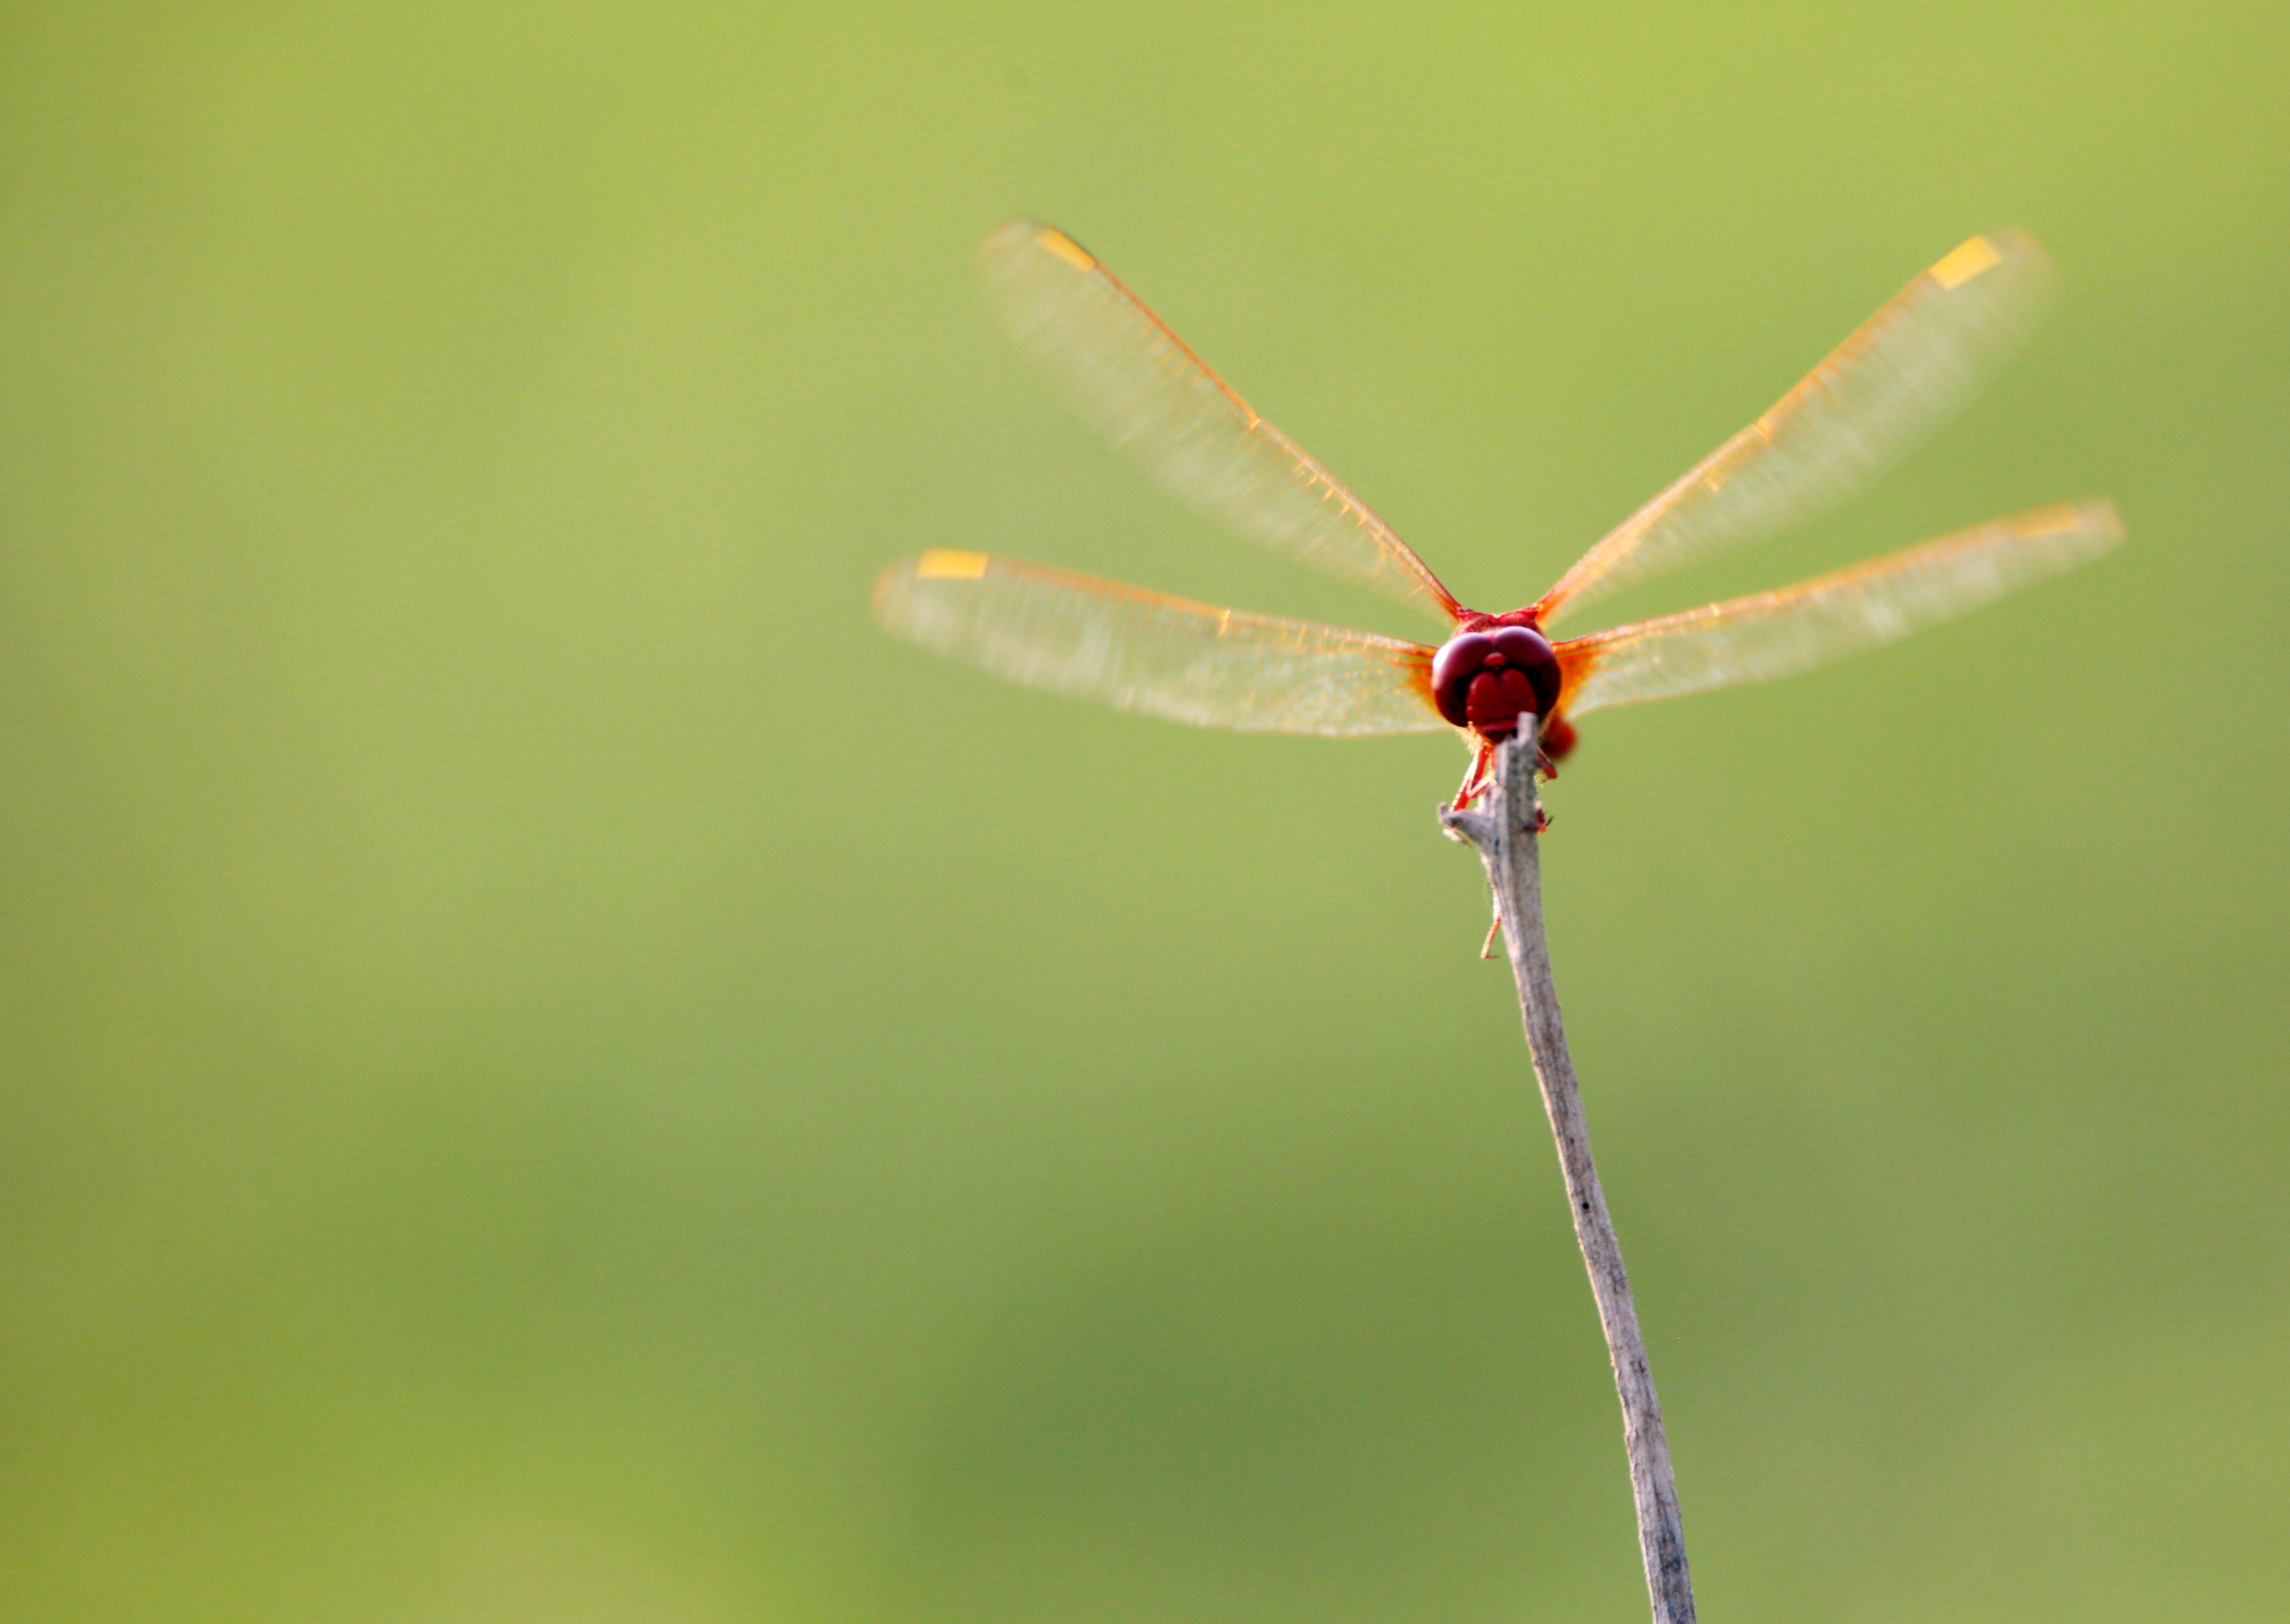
top-left (1537, 230), bottom-right (2057, 626)
top-left (1556, 500), bottom-right (2122, 716)
top-left (981, 221), bottom-right (1462, 621)
top-left (875, 551), bottom-right (1444, 736)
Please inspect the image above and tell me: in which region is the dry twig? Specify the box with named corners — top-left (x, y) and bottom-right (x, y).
top-left (1440, 722), bottom-right (1695, 1624)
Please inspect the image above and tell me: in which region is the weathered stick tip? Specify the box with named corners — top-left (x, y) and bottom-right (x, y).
top-left (1438, 805), bottom-right (1494, 849)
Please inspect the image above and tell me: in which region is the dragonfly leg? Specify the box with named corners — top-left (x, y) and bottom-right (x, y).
top-left (1447, 743), bottom-right (1495, 814)
top-left (1452, 743), bottom-right (1551, 832)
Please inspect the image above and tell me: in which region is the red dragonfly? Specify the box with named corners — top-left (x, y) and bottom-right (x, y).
top-left (876, 222), bottom-right (2120, 812)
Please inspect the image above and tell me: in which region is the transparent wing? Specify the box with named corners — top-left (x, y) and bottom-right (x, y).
top-left (874, 549), bottom-right (1445, 735)
top-left (1556, 501), bottom-right (2122, 716)
top-left (980, 220), bottom-right (1462, 622)
top-left (1535, 231), bottom-right (2057, 627)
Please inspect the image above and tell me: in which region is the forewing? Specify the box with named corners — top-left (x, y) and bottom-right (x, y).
top-left (1556, 501), bottom-right (2122, 715)
top-left (874, 550), bottom-right (1444, 735)
top-left (980, 221), bottom-right (1461, 621)
top-left (1536, 231), bottom-right (2057, 627)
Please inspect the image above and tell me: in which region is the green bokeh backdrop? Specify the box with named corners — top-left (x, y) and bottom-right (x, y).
top-left (3, 3), bottom-right (2285, 1621)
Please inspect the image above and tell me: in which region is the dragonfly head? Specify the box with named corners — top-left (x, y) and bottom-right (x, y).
top-left (1433, 612), bottom-right (1561, 739)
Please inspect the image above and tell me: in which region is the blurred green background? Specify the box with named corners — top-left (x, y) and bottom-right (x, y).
top-left (3, 1), bottom-right (2285, 1620)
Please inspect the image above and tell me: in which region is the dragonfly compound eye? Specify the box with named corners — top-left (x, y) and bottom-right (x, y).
top-left (1430, 632), bottom-right (1495, 727)
top-left (1431, 624), bottom-right (1561, 735)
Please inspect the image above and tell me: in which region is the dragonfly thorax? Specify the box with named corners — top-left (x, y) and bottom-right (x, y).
top-left (1431, 614), bottom-right (1561, 739)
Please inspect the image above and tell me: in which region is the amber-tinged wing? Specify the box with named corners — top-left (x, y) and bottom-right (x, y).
top-left (979, 221), bottom-right (1463, 622)
top-left (1555, 501), bottom-right (2122, 716)
top-left (1535, 231), bottom-right (2057, 628)
top-left (874, 549), bottom-right (1445, 735)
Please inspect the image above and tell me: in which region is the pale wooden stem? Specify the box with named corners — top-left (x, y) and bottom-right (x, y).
top-left (1440, 723), bottom-right (1695, 1624)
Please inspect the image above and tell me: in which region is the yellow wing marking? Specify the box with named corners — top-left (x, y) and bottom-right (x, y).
top-left (1035, 227), bottom-right (1097, 271)
top-left (2013, 500), bottom-right (2083, 537)
top-left (1930, 234), bottom-right (2004, 290)
top-left (917, 548), bottom-right (992, 579)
